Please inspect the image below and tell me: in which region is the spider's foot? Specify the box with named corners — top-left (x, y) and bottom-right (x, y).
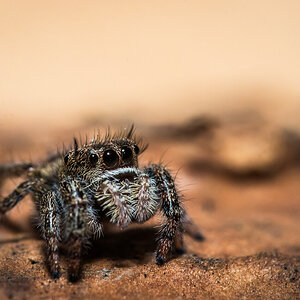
top-left (51, 270), bottom-right (61, 279)
top-left (155, 237), bottom-right (172, 266)
top-left (48, 253), bottom-right (61, 280)
top-left (68, 259), bottom-right (81, 282)
top-left (155, 255), bottom-right (166, 266)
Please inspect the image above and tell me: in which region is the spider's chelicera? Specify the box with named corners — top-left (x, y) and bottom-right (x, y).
top-left (0, 127), bottom-right (203, 281)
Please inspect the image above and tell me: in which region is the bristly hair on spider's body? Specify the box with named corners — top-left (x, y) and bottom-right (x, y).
top-left (0, 125), bottom-right (204, 282)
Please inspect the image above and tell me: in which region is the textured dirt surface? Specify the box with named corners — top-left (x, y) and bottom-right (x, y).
top-left (0, 118), bottom-right (299, 299)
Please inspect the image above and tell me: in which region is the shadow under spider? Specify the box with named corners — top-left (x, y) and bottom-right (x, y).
top-left (0, 215), bottom-right (159, 263)
top-left (84, 226), bottom-right (158, 266)
top-left (1, 217), bottom-right (185, 267)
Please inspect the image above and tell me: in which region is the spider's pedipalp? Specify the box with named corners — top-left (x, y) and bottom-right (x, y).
top-left (98, 180), bottom-right (133, 228)
top-left (132, 171), bottom-right (160, 223)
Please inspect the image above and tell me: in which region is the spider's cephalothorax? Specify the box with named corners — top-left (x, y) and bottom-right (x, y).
top-left (0, 127), bottom-right (204, 281)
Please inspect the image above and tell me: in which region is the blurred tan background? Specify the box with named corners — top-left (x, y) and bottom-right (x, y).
top-left (1, 0), bottom-right (300, 132)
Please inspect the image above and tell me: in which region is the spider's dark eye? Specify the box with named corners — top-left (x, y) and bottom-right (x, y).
top-left (64, 154), bottom-right (69, 164)
top-left (121, 146), bottom-right (133, 163)
top-left (89, 153), bottom-right (99, 165)
top-left (133, 145), bottom-right (140, 155)
top-left (103, 149), bottom-right (119, 168)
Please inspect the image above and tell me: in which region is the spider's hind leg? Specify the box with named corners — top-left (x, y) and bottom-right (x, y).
top-left (174, 208), bottom-right (205, 255)
top-left (181, 208), bottom-right (205, 241)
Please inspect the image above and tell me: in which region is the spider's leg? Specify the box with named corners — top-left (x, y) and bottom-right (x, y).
top-left (173, 209), bottom-right (205, 254)
top-left (0, 162), bottom-right (33, 181)
top-left (36, 188), bottom-right (63, 278)
top-left (0, 180), bottom-right (35, 215)
top-left (144, 165), bottom-right (183, 265)
top-left (181, 208), bottom-right (205, 241)
top-left (62, 178), bottom-right (91, 282)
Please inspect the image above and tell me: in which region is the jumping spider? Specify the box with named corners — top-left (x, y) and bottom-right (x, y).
top-left (0, 127), bottom-right (203, 281)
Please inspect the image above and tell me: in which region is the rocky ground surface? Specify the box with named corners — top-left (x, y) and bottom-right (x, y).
top-left (0, 116), bottom-right (299, 299)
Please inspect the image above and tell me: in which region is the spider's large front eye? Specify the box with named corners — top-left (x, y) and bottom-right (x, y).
top-left (103, 149), bottom-right (119, 168)
top-left (121, 146), bottom-right (133, 163)
top-left (89, 152), bottom-right (99, 165)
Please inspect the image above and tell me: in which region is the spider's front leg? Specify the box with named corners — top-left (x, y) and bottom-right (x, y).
top-left (144, 164), bottom-right (183, 265)
top-left (62, 178), bottom-right (94, 282)
top-left (35, 188), bottom-right (63, 278)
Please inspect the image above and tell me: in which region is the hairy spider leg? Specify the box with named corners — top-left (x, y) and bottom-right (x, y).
top-left (181, 208), bottom-right (205, 241)
top-left (62, 179), bottom-right (92, 282)
top-left (145, 165), bottom-right (183, 265)
top-left (0, 162), bottom-right (33, 186)
top-left (132, 169), bottom-right (203, 253)
top-left (35, 188), bottom-right (63, 278)
top-left (0, 180), bottom-right (36, 215)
